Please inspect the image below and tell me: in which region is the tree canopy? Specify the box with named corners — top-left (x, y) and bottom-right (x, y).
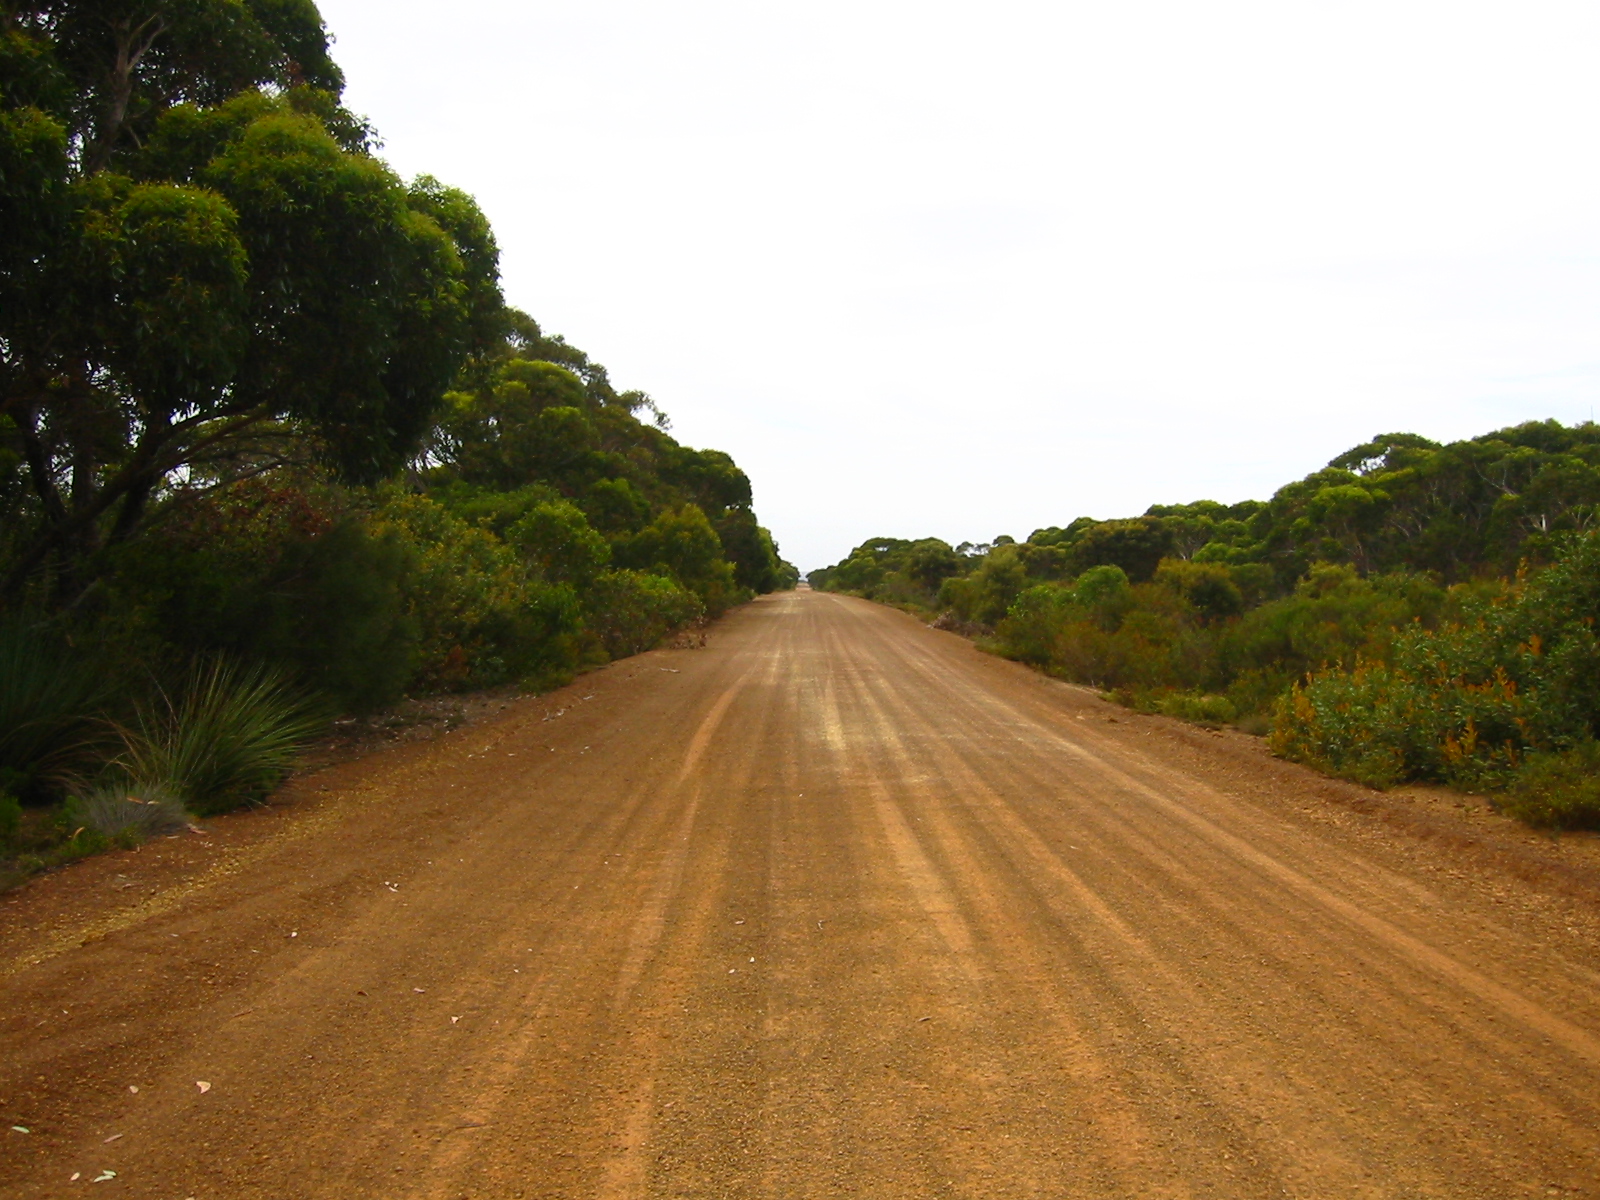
top-left (1, 2), bottom-right (500, 602)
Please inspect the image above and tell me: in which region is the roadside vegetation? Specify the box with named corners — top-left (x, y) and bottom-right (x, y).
top-left (0, 1), bottom-right (795, 884)
top-left (810, 422), bottom-right (1600, 830)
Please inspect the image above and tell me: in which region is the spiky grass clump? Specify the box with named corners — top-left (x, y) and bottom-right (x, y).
top-left (117, 659), bottom-right (326, 817)
top-left (63, 782), bottom-right (193, 844)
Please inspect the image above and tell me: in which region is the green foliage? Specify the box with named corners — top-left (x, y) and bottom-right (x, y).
top-left (1155, 559), bottom-right (1243, 620)
top-left (440, 360), bottom-right (598, 490)
top-left (940, 544), bottom-right (1029, 625)
top-left (507, 500), bottom-right (611, 585)
top-left (1067, 518), bottom-right (1174, 582)
top-left (0, 614), bottom-right (110, 797)
top-left (1270, 530), bottom-right (1600, 794)
top-left (116, 658), bottom-right (324, 816)
top-left (584, 570), bottom-right (705, 658)
top-left (2, 5), bottom-right (500, 606)
top-left (1142, 691), bottom-right (1238, 726)
top-left (715, 508), bottom-right (787, 593)
top-left (104, 481), bottom-right (416, 713)
top-left (810, 535), bottom-right (982, 612)
top-left (615, 504), bottom-right (740, 615)
top-left (370, 492), bottom-right (582, 691)
top-left (1499, 742), bottom-right (1600, 830)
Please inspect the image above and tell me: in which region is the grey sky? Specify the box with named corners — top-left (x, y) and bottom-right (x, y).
top-left (319, 0), bottom-right (1600, 570)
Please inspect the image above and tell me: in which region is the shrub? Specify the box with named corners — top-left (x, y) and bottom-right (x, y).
top-left (63, 782), bottom-right (192, 844)
top-left (995, 584), bottom-right (1077, 665)
top-left (1269, 669), bottom-right (1410, 788)
top-left (0, 615), bottom-right (112, 797)
top-left (116, 659), bottom-right (324, 816)
top-left (373, 491), bottom-right (583, 689)
top-left (939, 546), bottom-right (1029, 626)
top-left (106, 483), bottom-right (416, 712)
top-left (507, 500), bottom-right (610, 584)
top-left (1154, 559), bottom-right (1244, 620)
top-left (1269, 531), bottom-right (1600, 799)
top-left (584, 570), bottom-right (705, 657)
top-left (614, 504), bottom-right (740, 615)
top-left (1498, 741), bottom-right (1600, 830)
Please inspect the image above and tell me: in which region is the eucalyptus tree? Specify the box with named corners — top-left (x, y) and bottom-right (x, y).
top-left (0, 1), bottom-right (503, 603)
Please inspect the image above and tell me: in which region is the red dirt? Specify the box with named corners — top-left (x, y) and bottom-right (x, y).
top-left (3, 590), bottom-right (1598, 1198)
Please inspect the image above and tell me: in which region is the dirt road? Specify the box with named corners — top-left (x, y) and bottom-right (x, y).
top-left (4, 591), bottom-right (1600, 1198)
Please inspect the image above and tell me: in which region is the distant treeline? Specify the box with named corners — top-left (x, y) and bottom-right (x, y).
top-left (809, 421), bottom-right (1600, 829)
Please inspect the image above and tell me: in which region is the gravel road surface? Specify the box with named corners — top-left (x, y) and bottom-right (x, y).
top-left (3, 590), bottom-right (1598, 1198)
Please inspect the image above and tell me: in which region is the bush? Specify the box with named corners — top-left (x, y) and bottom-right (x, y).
top-left (614, 504), bottom-right (740, 615)
top-left (939, 545), bottom-right (1029, 626)
top-left (372, 491), bottom-right (583, 689)
top-left (1499, 742), bottom-right (1600, 830)
top-left (106, 483), bottom-right (416, 712)
top-left (1269, 668), bottom-right (1410, 788)
top-left (507, 499), bottom-right (610, 584)
top-left (63, 781), bottom-right (192, 844)
top-left (994, 584), bottom-right (1076, 665)
top-left (1269, 531), bottom-right (1600, 799)
top-left (0, 615), bottom-right (112, 797)
top-left (584, 570), bottom-right (705, 657)
top-left (116, 658), bottom-right (324, 816)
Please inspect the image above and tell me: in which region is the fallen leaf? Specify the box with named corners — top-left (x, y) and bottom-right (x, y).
top-left (10, 1126), bottom-right (29, 1133)
top-left (195, 1081), bottom-right (211, 1094)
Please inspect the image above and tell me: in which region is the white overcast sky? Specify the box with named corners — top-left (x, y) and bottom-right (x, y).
top-left (319, 0), bottom-right (1600, 571)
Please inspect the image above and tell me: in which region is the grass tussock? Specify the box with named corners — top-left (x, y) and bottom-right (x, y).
top-left (63, 781), bottom-right (193, 843)
top-left (116, 659), bottom-right (327, 817)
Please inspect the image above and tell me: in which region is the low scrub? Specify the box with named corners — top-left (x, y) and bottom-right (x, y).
top-left (584, 570), bottom-right (705, 658)
top-left (63, 782), bottom-right (193, 845)
top-left (116, 659), bottom-right (326, 817)
top-left (1499, 742), bottom-right (1600, 830)
top-left (0, 616), bottom-right (112, 799)
top-left (1143, 691), bottom-right (1238, 726)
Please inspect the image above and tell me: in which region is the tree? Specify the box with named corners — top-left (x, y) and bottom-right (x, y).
top-left (1068, 518), bottom-right (1174, 582)
top-left (615, 504), bottom-right (737, 613)
top-left (1, 3), bottom-right (502, 603)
